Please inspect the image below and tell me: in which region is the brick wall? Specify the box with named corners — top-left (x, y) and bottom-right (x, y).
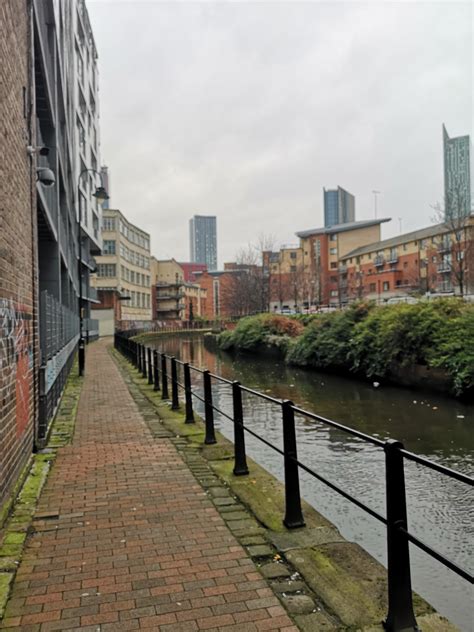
top-left (0, 0), bottom-right (38, 509)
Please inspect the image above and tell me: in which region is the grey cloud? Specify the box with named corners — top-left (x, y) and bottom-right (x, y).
top-left (88, 0), bottom-right (472, 263)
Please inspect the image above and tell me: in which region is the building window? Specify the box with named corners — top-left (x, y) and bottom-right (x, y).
top-left (97, 264), bottom-right (116, 277)
top-left (330, 262), bottom-right (337, 269)
top-left (403, 262), bottom-right (408, 269)
top-left (383, 281), bottom-right (390, 291)
top-left (330, 234), bottom-right (337, 242)
top-left (290, 265), bottom-right (297, 273)
top-left (103, 240), bottom-right (116, 255)
top-left (369, 283), bottom-right (376, 292)
top-left (290, 252), bottom-right (297, 259)
top-left (403, 244), bottom-right (408, 251)
top-left (103, 217), bottom-right (115, 231)
top-left (330, 276), bottom-right (338, 283)
top-left (330, 248), bottom-right (337, 255)
top-left (432, 256), bottom-right (436, 263)
top-left (330, 290), bottom-right (338, 297)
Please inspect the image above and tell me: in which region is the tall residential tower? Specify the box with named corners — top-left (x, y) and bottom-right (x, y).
top-left (323, 187), bottom-right (355, 227)
top-left (189, 215), bottom-right (217, 271)
top-left (443, 125), bottom-right (472, 220)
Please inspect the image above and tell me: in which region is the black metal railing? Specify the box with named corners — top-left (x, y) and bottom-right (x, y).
top-left (114, 331), bottom-right (473, 632)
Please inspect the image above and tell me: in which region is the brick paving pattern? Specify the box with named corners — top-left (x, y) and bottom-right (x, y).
top-left (1, 340), bottom-right (297, 631)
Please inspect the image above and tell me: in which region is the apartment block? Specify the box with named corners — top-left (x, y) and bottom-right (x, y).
top-left (189, 215), bottom-right (218, 271)
top-left (151, 259), bottom-right (207, 320)
top-left (92, 209), bottom-right (152, 323)
top-left (324, 186), bottom-right (355, 227)
top-left (339, 216), bottom-right (474, 302)
top-left (265, 219), bottom-right (389, 310)
top-left (443, 125), bottom-right (472, 220)
top-left (0, 0), bottom-right (103, 509)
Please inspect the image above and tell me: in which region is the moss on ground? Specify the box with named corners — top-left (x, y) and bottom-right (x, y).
top-left (0, 355), bottom-right (83, 621)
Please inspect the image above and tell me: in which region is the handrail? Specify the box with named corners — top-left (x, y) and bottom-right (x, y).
top-left (114, 331), bottom-right (474, 632)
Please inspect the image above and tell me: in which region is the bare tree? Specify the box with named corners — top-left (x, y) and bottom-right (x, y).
top-left (431, 186), bottom-right (473, 296)
top-left (221, 235), bottom-right (276, 317)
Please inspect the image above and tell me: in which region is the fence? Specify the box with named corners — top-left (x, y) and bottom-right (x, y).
top-left (37, 291), bottom-right (97, 439)
top-left (117, 319), bottom-right (229, 333)
top-left (115, 331), bottom-right (473, 632)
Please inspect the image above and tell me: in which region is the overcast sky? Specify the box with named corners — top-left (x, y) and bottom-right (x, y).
top-left (87, 0), bottom-right (472, 265)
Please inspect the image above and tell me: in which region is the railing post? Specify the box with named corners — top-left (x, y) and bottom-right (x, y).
top-left (141, 345), bottom-right (147, 378)
top-left (232, 381), bottom-right (249, 475)
top-left (136, 342), bottom-right (140, 370)
top-left (147, 347), bottom-right (153, 385)
top-left (183, 363), bottom-right (194, 423)
top-left (203, 370), bottom-right (216, 444)
top-left (384, 440), bottom-right (418, 632)
top-left (161, 354), bottom-right (169, 400)
top-left (171, 357), bottom-right (179, 410)
top-left (282, 400), bottom-right (305, 529)
top-left (153, 350), bottom-right (160, 391)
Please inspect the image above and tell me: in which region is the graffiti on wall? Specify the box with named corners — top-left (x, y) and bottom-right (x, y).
top-left (0, 297), bottom-right (33, 437)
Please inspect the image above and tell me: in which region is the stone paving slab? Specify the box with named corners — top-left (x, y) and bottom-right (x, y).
top-left (0, 339), bottom-right (297, 631)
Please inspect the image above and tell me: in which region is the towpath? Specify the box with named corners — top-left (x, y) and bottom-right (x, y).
top-left (1, 339), bottom-right (297, 631)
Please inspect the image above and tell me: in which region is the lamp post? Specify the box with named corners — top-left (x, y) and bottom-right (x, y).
top-left (78, 168), bottom-right (109, 376)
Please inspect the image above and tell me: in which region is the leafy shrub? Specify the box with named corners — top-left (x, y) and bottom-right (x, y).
top-left (287, 302), bottom-right (373, 368)
top-left (348, 299), bottom-right (466, 378)
top-left (429, 307), bottom-right (474, 395)
top-left (217, 314), bottom-right (303, 351)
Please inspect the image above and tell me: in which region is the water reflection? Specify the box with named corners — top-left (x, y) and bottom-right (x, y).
top-left (148, 334), bottom-right (474, 631)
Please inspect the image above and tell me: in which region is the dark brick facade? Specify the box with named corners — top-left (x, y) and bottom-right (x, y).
top-left (0, 0), bottom-right (38, 510)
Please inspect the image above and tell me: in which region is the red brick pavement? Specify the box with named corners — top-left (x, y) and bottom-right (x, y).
top-left (1, 340), bottom-right (297, 631)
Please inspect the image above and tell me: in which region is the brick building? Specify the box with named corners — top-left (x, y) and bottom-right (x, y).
top-left (151, 259), bottom-right (207, 320)
top-left (1, 0), bottom-right (103, 511)
top-left (339, 216), bottom-right (474, 302)
top-left (265, 219), bottom-right (389, 310)
top-left (0, 0), bottom-right (38, 511)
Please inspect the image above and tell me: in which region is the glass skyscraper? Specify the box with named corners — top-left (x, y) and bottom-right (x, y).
top-left (189, 215), bottom-right (217, 271)
top-left (443, 125), bottom-right (472, 220)
top-left (323, 187), bottom-right (355, 227)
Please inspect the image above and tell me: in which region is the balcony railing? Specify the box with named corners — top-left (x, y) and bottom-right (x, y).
top-left (339, 265), bottom-right (347, 273)
top-left (374, 255), bottom-right (385, 267)
top-left (386, 253), bottom-right (398, 264)
top-left (438, 241), bottom-right (451, 254)
top-left (437, 262), bottom-right (451, 273)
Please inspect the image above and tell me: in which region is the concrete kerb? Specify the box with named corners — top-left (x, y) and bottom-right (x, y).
top-left (0, 356), bottom-right (83, 621)
top-left (111, 345), bottom-right (459, 632)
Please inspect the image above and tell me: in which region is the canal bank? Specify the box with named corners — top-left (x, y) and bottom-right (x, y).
top-left (116, 334), bottom-right (472, 630)
top-left (136, 332), bottom-right (473, 631)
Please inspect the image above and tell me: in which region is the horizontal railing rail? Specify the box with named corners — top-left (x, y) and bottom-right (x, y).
top-left (114, 331), bottom-right (474, 632)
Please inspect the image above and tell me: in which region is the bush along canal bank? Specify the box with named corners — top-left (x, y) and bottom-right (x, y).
top-left (112, 339), bottom-right (463, 632)
top-left (217, 299), bottom-right (474, 399)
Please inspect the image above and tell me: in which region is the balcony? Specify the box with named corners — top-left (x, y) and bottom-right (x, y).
top-left (438, 241), bottom-right (451, 254)
top-left (339, 264), bottom-right (347, 273)
top-left (374, 255), bottom-right (385, 267)
top-left (437, 262), bottom-right (451, 274)
top-left (386, 252), bottom-right (398, 264)
top-left (156, 291), bottom-right (185, 300)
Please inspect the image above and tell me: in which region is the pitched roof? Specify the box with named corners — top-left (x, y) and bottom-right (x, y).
top-left (341, 222), bottom-right (449, 259)
top-left (295, 218), bottom-right (391, 238)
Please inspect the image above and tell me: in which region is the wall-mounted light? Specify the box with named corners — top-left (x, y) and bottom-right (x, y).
top-left (36, 167), bottom-right (55, 187)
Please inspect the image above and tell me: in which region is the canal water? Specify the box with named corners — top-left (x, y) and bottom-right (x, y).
top-left (148, 334), bottom-right (474, 631)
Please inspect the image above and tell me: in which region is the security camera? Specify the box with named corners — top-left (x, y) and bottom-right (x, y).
top-left (27, 145), bottom-right (50, 156)
top-left (36, 167), bottom-right (55, 187)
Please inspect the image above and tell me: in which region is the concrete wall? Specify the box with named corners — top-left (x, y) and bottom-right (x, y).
top-left (0, 0), bottom-right (38, 508)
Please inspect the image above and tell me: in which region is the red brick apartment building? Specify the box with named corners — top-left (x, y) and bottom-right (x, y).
top-left (339, 216), bottom-right (474, 303)
top-left (264, 219), bottom-right (389, 310)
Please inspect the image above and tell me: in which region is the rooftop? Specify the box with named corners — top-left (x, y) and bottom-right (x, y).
top-left (296, 218), bottom-right (390, 238)
top-left (341, 221), bottom-right (453, 259)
